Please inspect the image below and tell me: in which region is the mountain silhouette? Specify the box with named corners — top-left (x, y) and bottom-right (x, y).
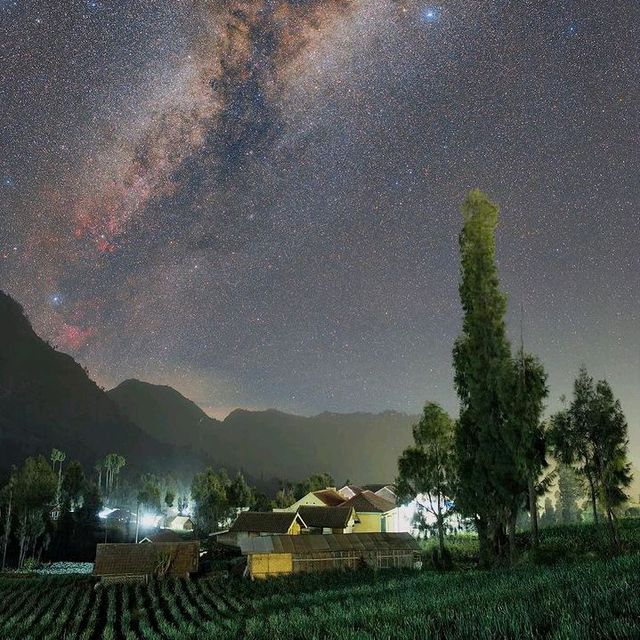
top-left (109, 379), bottom-right (417, 484)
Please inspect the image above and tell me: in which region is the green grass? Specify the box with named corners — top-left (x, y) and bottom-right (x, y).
top-left (1, 551), bottom-right (640, 638)
top-left (420, 517), bottom-right (640, 568)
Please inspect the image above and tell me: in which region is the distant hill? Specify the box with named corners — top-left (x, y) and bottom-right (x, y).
top-left (109, 379), bottom-right (417, 484)
top-left (0, 291), bottom-right (210, 479)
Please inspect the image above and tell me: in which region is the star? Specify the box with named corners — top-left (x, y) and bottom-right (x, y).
top-left (420, 7), bottom-right (441, 23)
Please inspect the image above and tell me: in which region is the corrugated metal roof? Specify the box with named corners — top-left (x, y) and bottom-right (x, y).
top-left (93, 542), bottom-right (199, 577)
top-left (239, 533), bottom-right (420, 556)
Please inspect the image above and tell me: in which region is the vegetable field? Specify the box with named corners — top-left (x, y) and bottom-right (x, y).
top-left (1, 553), bottom-right (640, 639)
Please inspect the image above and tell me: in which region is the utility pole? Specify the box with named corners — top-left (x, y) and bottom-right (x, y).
top-left (1, 487), bottom-right (12, 571)
top-left (135, 502), bottom-right (140, 544)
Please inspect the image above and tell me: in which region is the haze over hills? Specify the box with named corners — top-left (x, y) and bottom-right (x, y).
top-left (0, 291), bottom-right (213, 479)
top-left (108, 379), bottom-right (417, 484)
top-left (0, 289), bottom-right (416, 486)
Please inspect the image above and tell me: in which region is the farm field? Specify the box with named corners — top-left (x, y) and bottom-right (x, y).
top-left (1, 552), bottom-right (640, 640)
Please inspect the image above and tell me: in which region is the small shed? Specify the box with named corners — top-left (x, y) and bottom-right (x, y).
top-left (240, 532), bottom-right (420, 579)
top-left (93, 541), bottom-right (199, 584)
top-left (297, 506), bottom-right (357, 534)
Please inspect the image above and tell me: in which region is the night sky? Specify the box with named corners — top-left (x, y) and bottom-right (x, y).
top-left (1, 2), bottom-right (638, 449)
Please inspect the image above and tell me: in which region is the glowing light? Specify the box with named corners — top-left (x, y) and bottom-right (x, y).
top-left (420, 7), bottom-right (441, 23)
top-left (98, 507), bottom-right (117, 520)
top-left (140, 513), bottom-right (162, 529)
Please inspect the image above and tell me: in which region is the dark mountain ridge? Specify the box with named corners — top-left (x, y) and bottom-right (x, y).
top-left (0, 291), bottom-right (211, 480)
top-left (0, 289), bottom-right (417, 486)
top-left (109, 379), bottom-right (417, 484)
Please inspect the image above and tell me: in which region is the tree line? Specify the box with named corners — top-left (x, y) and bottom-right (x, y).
top-left (397, 190), bottom-right (632, 567)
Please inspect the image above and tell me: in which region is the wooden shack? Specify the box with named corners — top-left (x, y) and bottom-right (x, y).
top-left (240, 532), bottom-right (420, 579)
top-left (93, 541), bottom-right (199, 584)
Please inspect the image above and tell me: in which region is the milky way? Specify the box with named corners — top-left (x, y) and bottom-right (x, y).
top-left (1, 1), bottom-right (639, 457)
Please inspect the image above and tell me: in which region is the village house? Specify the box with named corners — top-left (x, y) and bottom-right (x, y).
top-left (93, 541), bottom-right (199, 583)
top-left (276, 488), bottom-right (346, 511)
top-left (297, 506), bottom-right (357, 534)
top-left (339, 491), bottom-right (398, 533)
top-left (219, 511), bottom-right (307, 547)
top-left (239, 532), bottom-right (421, 579)
top-left (338, 484), bottom-right (398, 505)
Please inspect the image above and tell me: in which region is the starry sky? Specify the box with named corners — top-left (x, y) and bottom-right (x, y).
top-left (1, 1), bottom-right (638, 447)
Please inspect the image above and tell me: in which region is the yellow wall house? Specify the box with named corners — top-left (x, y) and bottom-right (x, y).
top-left (339, 491), bottom-right (398, 533)
top-left (275, 488), bottom-right (346, 512)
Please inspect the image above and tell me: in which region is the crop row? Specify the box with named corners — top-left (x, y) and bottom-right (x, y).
top-left (1, 554), bottom-right (640, 639)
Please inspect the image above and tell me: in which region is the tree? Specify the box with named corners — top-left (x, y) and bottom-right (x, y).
top-left (503, 349), bottom-right (548, 554)
top-left (191, 469), bottom-right (230, 535)
top-left (103, 453), bottom-right (126, 499)
top-left (135, 474), bottom-right (162, 543)
top-left (294, 473), bottom-right (334, 501)
top-left (452, 190), bottom-right (514, 566)
top-left (227, 472), bottom-right (253, 512)
top-left (0, 473), bottom-right (15, 571)
top-left (396, 403), bottom-right (456, 560)
top-left (61, 460), bottom-right (86, 511)
top-left (592, 380), bottom-right (632, 550)
top-left (550, 370), bottom-right (632, 551)
top-left (164, 490), bottom-right (176, 509)
top-left (95, 459), bottom-right (104, 493)
top-left (549, 368), bottom-right (600, 524)
top-left (76, 482), bottom-right (102, 534)
top-left (12, 456), bottom-right (57, 567)
top-left (50, 448), bottom-right (66, 502)
top-left (555, 463), bottom-right (582, 525)
top-left (539, 497), bottom-right (556, 528)
top-left (273, 483), bottom-right (296, 509)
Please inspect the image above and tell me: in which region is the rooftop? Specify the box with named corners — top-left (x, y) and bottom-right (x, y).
top-left (93, 542), bottom-right (199, 577)
top-left (339, 490), bottom-right (396, 514)
top-left (240, 532), bottom-right (420, 555)
top-left (229, 511), bottom-right (305, 534)
top-left (313, 489), bottom-right (347, 506)
top-left (297, 506), bottom-right (356, 529)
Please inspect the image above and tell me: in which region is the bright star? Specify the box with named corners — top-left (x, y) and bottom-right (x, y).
top-left (420, 7), bottom-right (441, 24)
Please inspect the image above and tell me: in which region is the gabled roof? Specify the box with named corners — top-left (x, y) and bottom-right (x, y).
top-left (339, 490), bottom-right (396, 514)
top-left (229, 511), bottom-right (305, 534)
top-left (240, 532), bottom-right (419, 555)
top-left (313, 489), bottom-right (346, 506)
top-left (93, 542), bottom-right (199, 577)
top-left (338, 484), bottom-right (363, 497)
top-left (362, 484), bottom-right (396, 494)
top-left (139, 529), bottom-right (190, 544)
top-left (297, 506), bottom-right (356, 529)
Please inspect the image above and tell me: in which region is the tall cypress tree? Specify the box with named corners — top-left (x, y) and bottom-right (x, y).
top-left (452, 189), bottom-right (514, 565)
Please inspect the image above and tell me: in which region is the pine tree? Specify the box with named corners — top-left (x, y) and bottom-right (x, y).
top-left (452, 189), bottom-right (514, 566)
top-left (592, 380), bottom-right (632, 550)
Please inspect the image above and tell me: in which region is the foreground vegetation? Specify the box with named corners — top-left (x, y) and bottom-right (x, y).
top-left (421, 518), bottom-right (640, 569)
top-left (1, 549), bottom-right (639, 639)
